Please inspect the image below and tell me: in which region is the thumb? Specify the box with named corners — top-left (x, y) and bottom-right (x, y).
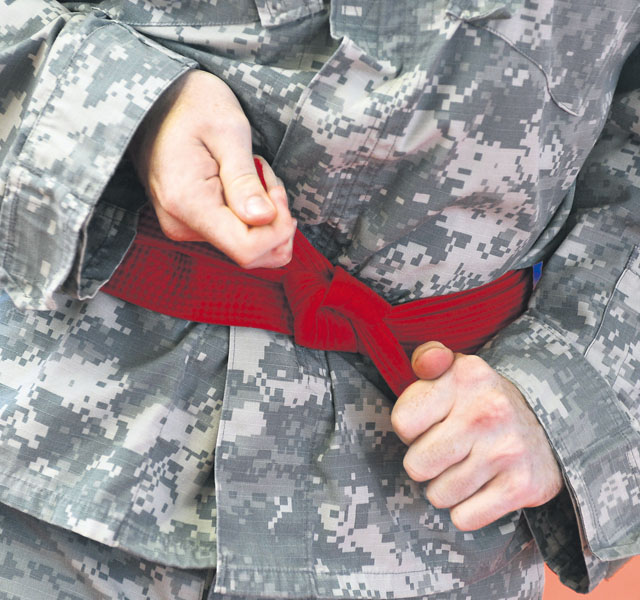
top-left (411, 341), bottom-right (455, 380)
top-left (208, 125), bottom-right (277, 226)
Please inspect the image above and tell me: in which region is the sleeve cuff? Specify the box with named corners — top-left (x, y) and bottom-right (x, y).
top-left (0, 12), bottom-right (195, 310)
top-left (478, 312), bottom-right (640, 590)
top-left (62, 154), bottom-right (148, 300)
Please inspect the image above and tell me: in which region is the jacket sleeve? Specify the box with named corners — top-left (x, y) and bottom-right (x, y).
top-left (0, 0), bottom-right (196, 310)
top-left (478, 47), bottom-right (640, 593)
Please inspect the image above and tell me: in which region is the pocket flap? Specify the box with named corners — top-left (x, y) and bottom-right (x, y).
top-left (448, 0), bottom-right (640, 117)
top-left (446, 0), bottom-right (513, 23)
top-left (254, 0), bottom-right (326, 27)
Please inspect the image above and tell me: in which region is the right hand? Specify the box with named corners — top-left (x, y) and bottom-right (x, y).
top-left (129, 69), bottom-right (296, 269)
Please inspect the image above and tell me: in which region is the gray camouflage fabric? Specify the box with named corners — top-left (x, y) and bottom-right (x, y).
top-left (0, 503), bottom-right (543, 600)
top-left (0, 0), bottom-right (639, 598)
top-left (0, 503), bottom-right (211, 600)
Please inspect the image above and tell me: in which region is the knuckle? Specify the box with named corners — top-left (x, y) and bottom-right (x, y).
top-left (228, 242), bottom-right (258, 269)
top-left (527, 488), bottom-right (548, 508)
top-left (262, 252), bottom-right (292, 269)
top-left (403, 454), bottom-right (428, 483)
top-left (211, 108), bottom-right (249, 136)
top-left (492, 440), bottom-right (524, 469)
top-left (272, 227), bottom-right (294, 249)
top-left (435, 433), bottom-right (467, 468)
top-left (503, 471), bottom-right (533, 505)
top-left (390, 408), bottom-right (412, 442)
top-left (452, 354), bottom-right (492, 386)
top-left (504, 433), bottom-right (527, 458)
top-left (472, 393), bottom-right (514, 429)
top-left (234, 231), bottom-right (294, 269)
top-left (426, 484), bottom-right (450, 509)
top-left (450, 507), bottom-right (475, 531)
top-left (162, 228), bottom-right (190, 242)
top-left (233, 171), bottom-right (260, 189)
top-left (270, 256), bottom-right (292, 269)
top-left (234, 253), bottom-right (258, 269)
top-left (279, 246), bottom-right (293, 264)
top-left (227, 174), bottom-right (271, 208)
top-left (157, 216), bottom-right (189, 242)
top-left (235, 258), bottom-right (251, 269)
top-left (533, 478), bottom-right (562, 507)
top-left (157, 191), bottom-right (180, 216)
top-left (229, 109), bottom-right (251, 130)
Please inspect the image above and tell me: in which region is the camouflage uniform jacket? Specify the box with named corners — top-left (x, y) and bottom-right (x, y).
top-left (0, 0), bottom-right (639, 597)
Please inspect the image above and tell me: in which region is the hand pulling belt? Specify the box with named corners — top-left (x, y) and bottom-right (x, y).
top-left (102, 166), bottom-right (531, 396)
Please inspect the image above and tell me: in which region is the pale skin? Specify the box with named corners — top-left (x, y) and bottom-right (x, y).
top-left (132, 69), bottom-right (564, 531)
top-left (393, 342), bottom-right (564, 531)
top-left (130, 69), bottom-right (297, 269)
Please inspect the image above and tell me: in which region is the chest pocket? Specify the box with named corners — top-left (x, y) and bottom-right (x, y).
top-left (109, 0), bottom-right (325, 27)
top-left (327, 0), bottom-right (639, 117)
top-left (447, 0), bottom-right (640, 116)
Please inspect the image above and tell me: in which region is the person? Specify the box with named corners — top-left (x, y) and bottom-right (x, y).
top-left (0, 1), bottom-right (638, 599)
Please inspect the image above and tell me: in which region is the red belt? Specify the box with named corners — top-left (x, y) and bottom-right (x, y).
top-left (102, 173), bottom-right (531, 396)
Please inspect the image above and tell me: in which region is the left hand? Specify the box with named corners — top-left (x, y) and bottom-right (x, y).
top-left (391, 341), bottom-right (564, 531)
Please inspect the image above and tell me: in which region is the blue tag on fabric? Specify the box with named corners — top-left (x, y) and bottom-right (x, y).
top-left (533, 261), bottom-right (543, 287)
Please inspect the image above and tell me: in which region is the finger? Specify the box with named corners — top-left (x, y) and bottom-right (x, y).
top-left (157, 147), bottom-right (295, 267)
top-left (260, 169), bottom-right (290, 226)
top-left (391, 377), bottom-right (454, 445)
top-left (425, 448), bottom-right (497, 509)
top-left (176, 176), bottom-right (295, 269)
top-left (240, 180), bottom-right (296, 268)
top-left (255, 156), bottom-right (292, 220)
top-left (242, 221), bottom-right (296, 269)
top-left (203, 124), bottom-right (278, 226)
top-left (411, 341), bottom-right (455, 380)
top-left (157, 166), bottom-right (295, 269)
top-left (402, 420), bottom-right (473, 482)
top-left (448, 471), bottom-right (527, 531)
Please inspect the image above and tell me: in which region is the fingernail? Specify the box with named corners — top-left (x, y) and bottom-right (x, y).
top-left (412, 342), bottom-right (444, 366)
top-left (423, 344), bottom-right (444, 356)
top-left (245, 196), bottom-right (272, 217)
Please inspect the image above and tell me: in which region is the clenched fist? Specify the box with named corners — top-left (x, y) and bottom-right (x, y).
top-left (129, 69), bottom-right (296, 269)
top-left (392, 342), bottom-right (564, 531)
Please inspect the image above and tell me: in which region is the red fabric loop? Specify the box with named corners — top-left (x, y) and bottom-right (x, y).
top-left (282, 268), bottom-right (355, 351)
top-left (283, 265), bottom-right (391, 353)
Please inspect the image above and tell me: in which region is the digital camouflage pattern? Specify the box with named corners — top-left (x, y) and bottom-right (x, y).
top-left (0, 502), bottom-right (543, 600)
top-left (0, 503), bottom-right (211, 600)
top-left (0, 0), bottom-right (639, 598)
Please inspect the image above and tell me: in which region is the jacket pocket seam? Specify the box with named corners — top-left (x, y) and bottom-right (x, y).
top-left (584, 244), bottom-right (640, 359)
top-left (446, 12), bottom-right (581, 117)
